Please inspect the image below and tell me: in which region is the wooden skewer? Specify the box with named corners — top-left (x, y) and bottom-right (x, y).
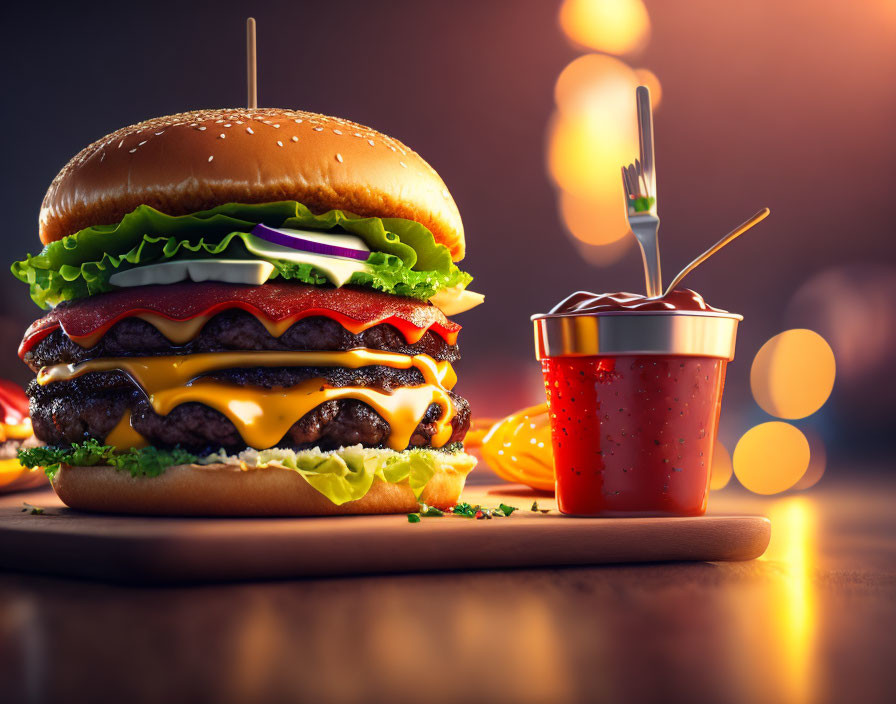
top-left (246, 18), bottom-right (257, 109)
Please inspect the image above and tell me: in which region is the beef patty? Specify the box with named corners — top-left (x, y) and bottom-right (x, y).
top-left (28, 366), bottom-right (470, 453)
top-left (26, 310), bottom-right (469, 452)
top-left (24, 310), bottom-right (459, 371)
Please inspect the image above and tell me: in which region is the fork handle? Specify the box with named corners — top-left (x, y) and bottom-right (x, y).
top-left (635, 235), bottom-right (663, 298)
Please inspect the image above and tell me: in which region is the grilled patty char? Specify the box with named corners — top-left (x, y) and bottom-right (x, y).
top-left (28, 365), bottom-right (468, 454)
top-left (24, 310), bottom-right (459, 371)
top-left (27, 309), bottom-right (469, 452)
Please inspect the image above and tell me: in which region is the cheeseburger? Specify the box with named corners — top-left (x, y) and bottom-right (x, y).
top-left (14, 108), bottom-right (481, 515)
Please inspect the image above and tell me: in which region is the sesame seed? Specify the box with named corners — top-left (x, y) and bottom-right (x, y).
top-left (129, 148), bottom-right (137, 153)
top-left (208, 155), bottom-right (214, 162)
top-left (155, 131), bottom-right (165, 135)
top-left (336, 153), bottom-right (344, 163)
top-left (273, 124), bottom-right (280, 128)
top-left (118, 140), bottom-right (124, 148)
top-left (333, 129), bottom-right (342, 135)
top-left (400, 161), bottom-right (407, 168)
top-left (224, 124), bottom-right (231, 128)
top-left (235, 121), bottom-right (243, 125)
top-left (215, 119), bottom-right (224, 124)
top-left (100, 152), bottom-right (105, 161)
top-left (277, 140), bottom-right (283, 147)
top-left (198, 126), bottom-right (207, 131)
top-left (138, 140), bottom-right (147, 146)
top-left (294, 119), bottom-right (303, 124)
top-left (313, 127), bottom-right (324, 132)
top-left (291, 136), bottom-right (298, 142)
top-left (367, 139), bottom-right (375, 146)
top-left (219, 133), bottom-right (226, 139)
top-left (246, 127), bottom-right (254, 134)
top-left (353, 132), bottom-right (361, 137)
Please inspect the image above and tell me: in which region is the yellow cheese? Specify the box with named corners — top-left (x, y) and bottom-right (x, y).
top-left (39, 349), bottom-right (456, 391)
top-left (105, 410), bottom-right (149, 449)
top-left (39, 349), bottom-right (457, 451)
top-left (150, 378), bottom-right (453, 451)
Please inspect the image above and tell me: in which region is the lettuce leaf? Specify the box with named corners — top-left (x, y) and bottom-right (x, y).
top-left (17, 441), bottom-right (476, 506)
top-left (12, 202), bottom-right (470, 308)
top-left (203, 445), bottom-right (476, 505)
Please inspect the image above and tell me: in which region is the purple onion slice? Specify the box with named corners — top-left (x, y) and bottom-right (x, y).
top-left (250, 224), bottom-right (370, 261)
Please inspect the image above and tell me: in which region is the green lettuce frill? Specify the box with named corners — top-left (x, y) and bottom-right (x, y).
top-left (202, 445), bottom-right (475, 505)
top-left (12, 202), bottom-right (471, 308)
top-left (17, 441), bottom-right (476, 506)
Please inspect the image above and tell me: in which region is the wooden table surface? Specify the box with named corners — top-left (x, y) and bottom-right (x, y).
top-left (1, 471), bottom-right (893, 704)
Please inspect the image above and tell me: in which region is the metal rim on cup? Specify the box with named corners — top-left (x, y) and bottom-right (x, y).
top-left (531, 310), bottom-right (743, 360)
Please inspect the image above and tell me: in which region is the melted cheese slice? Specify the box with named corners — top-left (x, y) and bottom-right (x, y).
top-left (105, 410), bottom-right (148, 449)
top-left (39, 349), bottom-right (457, 451)
top-left (39, 349), bottom-right (456, 391)
top-left (150, 379), bottom-right (453, 451)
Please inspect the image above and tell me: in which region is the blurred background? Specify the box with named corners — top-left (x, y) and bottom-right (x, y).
top-left (1, 0), bottom-right (893, 488)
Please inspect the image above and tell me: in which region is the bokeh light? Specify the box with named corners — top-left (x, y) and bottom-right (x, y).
top-left (558, 0), bottom-right (650, 56)
top-left (750, 329), bottom-right (836, 420)
top-left (548, 53), bottom-right (655, 261)
top-left (792, 428), bottom-right (826, 491)
top-left (787, 264), bottom-right (896, 386)
top-left (573, 236), bottom-right (633, 266)
top-left (709, 441), bottom-right (733, 490)
top-left (558, 190), bottom-right (629, 247)
top-left (733, 422), bottom-right (810, 495)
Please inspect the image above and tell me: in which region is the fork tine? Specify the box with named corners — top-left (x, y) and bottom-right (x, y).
top-left (621, 166), bottom-right (633, 199)
top-left (635, 158), bottom-right (650, 198)
top-left (627, 165), bottom-right (640, 197)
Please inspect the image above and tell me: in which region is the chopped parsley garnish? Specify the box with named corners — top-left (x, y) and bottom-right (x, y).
top-left (21, 502), bottom-right (44, 515)
top-left (419, 503), bottom-right (444, 517)
top-left (17, 439), bottom-right (199, 479)
top-left (406, 501), bottom-right (521, 523)
top-left (629, 195), bottom-right (656, 213)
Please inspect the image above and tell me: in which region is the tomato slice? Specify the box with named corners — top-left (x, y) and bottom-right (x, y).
top-left (0, 379), bottom-right (29, 425)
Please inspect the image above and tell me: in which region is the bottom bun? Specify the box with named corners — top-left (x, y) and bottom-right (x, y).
top-left (51, 459), bottom-right (472, 516)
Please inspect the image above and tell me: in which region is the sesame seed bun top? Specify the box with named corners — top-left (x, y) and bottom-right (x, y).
top-left (38, 108), bottom-right (465, 260)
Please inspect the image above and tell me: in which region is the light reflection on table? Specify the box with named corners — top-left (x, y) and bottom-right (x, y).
top-left (0, 477), bottom-right (893, 704)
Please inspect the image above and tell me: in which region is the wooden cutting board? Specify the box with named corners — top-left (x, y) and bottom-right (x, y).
top-left (0, 485), bottom-right (770, 583)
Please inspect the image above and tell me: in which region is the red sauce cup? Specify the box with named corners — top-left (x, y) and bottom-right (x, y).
top-left (532, 309), bottom-right (741, 516)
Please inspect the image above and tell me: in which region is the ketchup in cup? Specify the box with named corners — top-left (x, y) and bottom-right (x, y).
top-left (532, 290), bottom-right (741, 517)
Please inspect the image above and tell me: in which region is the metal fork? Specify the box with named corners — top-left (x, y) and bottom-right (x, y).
top-left (622, 86), bottom-right (662, 298)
